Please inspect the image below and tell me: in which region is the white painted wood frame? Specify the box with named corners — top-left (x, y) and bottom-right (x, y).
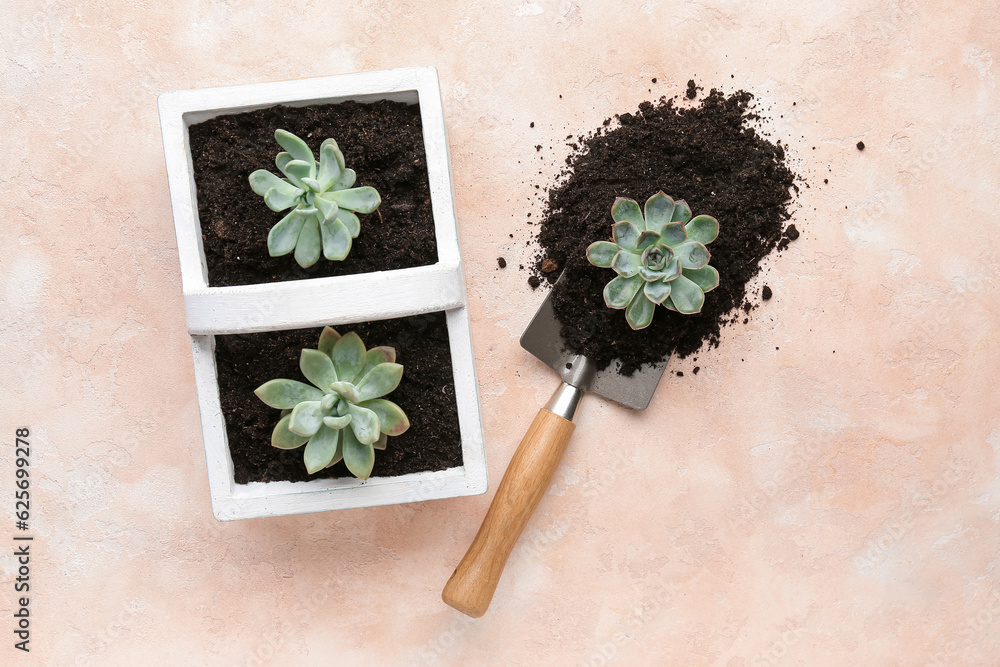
top-left (158, 67), bottom-right (487, 520)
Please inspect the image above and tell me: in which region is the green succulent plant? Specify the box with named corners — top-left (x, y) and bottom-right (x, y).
top-left (253, 327), bottom-right (410, 480)
top-left (586, 192), bottom-right (720, 330)
top-left (249, 129), bottom-right (382, 269)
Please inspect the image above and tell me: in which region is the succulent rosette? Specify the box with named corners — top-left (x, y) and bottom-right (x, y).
top-left (249, 129), bottom-right (381, 268)
top-left (253, 327), bottom-right (410, 480)
top-left (586, 192), bottom-right (720, 329)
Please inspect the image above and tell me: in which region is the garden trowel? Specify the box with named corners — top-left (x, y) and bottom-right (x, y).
top-left (442, 273), bottom-right (668, 618)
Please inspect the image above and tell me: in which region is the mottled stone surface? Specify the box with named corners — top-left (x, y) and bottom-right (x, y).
top-left (2, 1), bottom-right (999, 664)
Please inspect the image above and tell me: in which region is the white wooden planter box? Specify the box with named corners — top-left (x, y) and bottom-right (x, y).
top-left (158, 67), bottom-right (487, 521)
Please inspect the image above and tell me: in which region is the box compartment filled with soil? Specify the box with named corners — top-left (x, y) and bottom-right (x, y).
top-left (217, 313), bottom-right (462, 485)
top-left (190, 98), bottom-right (438, 287)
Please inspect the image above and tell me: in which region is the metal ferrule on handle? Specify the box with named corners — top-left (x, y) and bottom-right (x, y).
top-left (545, 382), bottom-right (584, 421)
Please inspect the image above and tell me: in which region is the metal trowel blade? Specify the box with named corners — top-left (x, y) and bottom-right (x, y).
top-left (519, 275), bottom-right (669, 410)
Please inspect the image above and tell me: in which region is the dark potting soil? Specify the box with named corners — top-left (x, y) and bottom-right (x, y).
top-left (215, 312), bottom-right (462, 484)
top-left (189, 100), bottom-right (437, 287)
top-left (531, 88), bottom-right (799, 374)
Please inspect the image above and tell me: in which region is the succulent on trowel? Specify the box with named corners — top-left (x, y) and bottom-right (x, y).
top-left (249, 129), bottom-right (382, 269)
top-left (586, 192), bottom-right (720, 329)
top-left (253, 327), bottom-right (410, 480)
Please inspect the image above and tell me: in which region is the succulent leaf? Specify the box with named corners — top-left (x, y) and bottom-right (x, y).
top-left (347, 403), bottom-right (381, 445)
top-left (668, 274), bottom-right (706, 314)
top-left (643, 191), bottom-right (675, 233)
top-left (320, 137), bottom-right (346, 170)
top-left (249, 170), bottom-right (297, 198)
top-left (355, 363), bottom-right (404, 402)
top-left (293, 216), bottom-right (322, 268)
top-left (373, 433), bottom-right (388, 451)
top-left (638, 266), bottom-right (666, 282)
top-left (657, 222), bottom-right (687, 247)
top-left (329, 381), bottom-right (361, 404)
top-left (254, 379), bottom-right (324, 409)
top-left (586, 241), bottom-right (618, 268)
top-left (661, 257), bottom-right (683, 281)
top-left (332, 331), bottom-right (366, 383)
top-left (320, 217), bottom-right (352, 261)
top-left (671, 200), bottom-right (692, 223)
top-left (282, 160), bottom-right (314, 189)
top-left (625, 291), bottom-right (656, 329)
top-left (264, 186), bottom-right (303, 212)
top-left (686, 215), bottom-right (719, 244)
top-left (611, 197), bottom-right (645, 230)
top-left (318, 327), bottom-right (341, 357)
top-left (304, 425), bottom-right (341, 474)
top-left (302, 177), bottom-right (323, 192)
top-left (300, 349), bottom-right (338, 391)
top-left (276, 152), bottom-right (293, 173)
top-left (288, 400), bottom-right (326, 437)
top-left (674, 241), bottom-right (710, 269)
top-left (683, 265), bottom-right (720, 292)
top-left (643, 279), bottom-right (672, 305)
top-left (332, 168), bottom-right (357, 191)
top-left (323, 413), bottom-right (352, 430)
top-left (327, 443), bottom-right (345, 468)
top-left (612, 221), bottom-right (641, 250)
top-left (317, 140), bottom-right (344, 190)
top-left (337, 209), bottom-right (361, 238)
top-left (611, 249), bottom-right (642, 278)
top-left (359, 399), bottom-right (410, 436)
top-left (358, 347), bottom-right (397, 382)
top-left (265, 211), bottom-right (306, 251)
top-left (274, 129), bottom-right (315, 168)
top-left (603, 275), bottom-right (643, 309)
top-left (326, 186), bottom-right (382, 214)
top-left (342, 427), bottom-right (375, 480)
top-left (636, 231), bottom-right (661, 252)
top-left (271, 414), bottom-right (310, 449)
top-left (313, 193), bottom-right (339, 221)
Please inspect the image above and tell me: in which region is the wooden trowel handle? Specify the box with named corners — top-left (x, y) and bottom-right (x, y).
top-left (443, 394), bottom-right (578, 618)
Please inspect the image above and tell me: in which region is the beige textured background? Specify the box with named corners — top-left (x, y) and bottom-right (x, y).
top-left (2, 1), bottom-right (999, 664)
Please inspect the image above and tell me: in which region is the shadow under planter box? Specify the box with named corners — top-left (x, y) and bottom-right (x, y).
top-left (158, 67), bottom-right (487, 520)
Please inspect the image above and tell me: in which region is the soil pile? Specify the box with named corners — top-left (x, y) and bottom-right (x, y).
top-left (532, 88), bottom-right (799, 374)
